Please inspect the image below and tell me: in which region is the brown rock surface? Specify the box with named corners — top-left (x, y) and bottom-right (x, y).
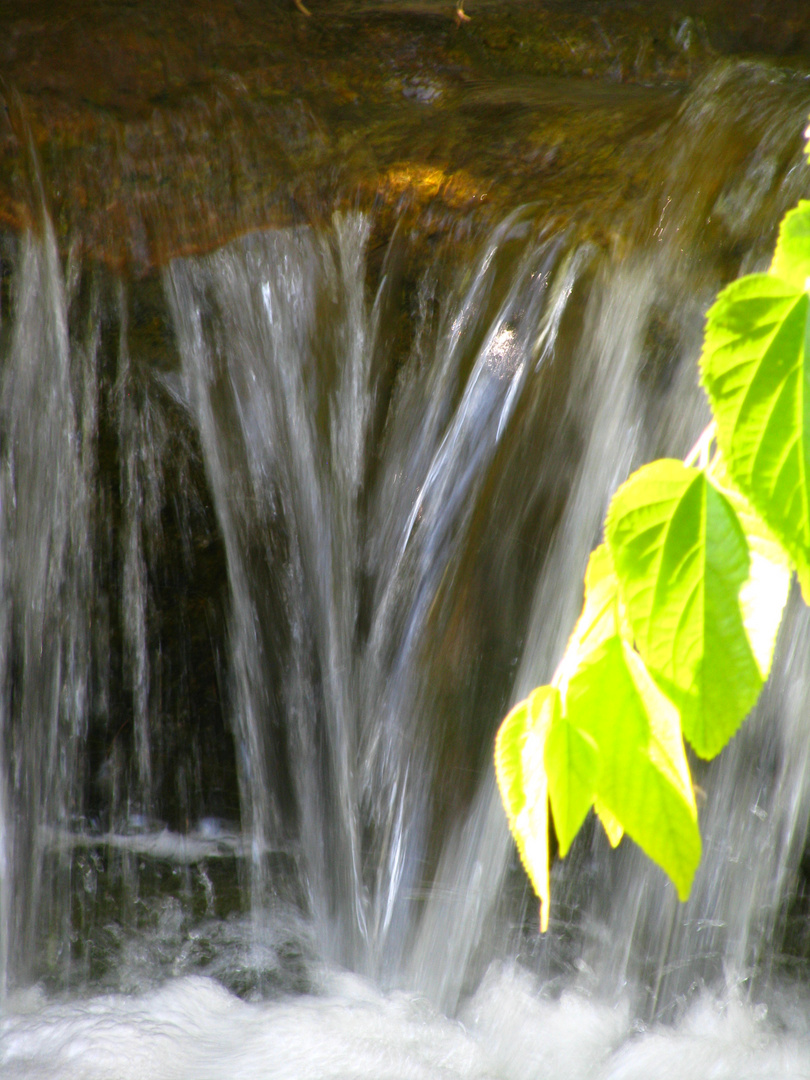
top-left (0, 0), bottom-right (807, 269)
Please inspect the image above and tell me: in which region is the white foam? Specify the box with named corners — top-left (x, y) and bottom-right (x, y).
top-left (44, 826), bottom-right (247, 864)
top-left (3, 966), bottom-right (809, 1080)
top-left (597, 992), bottom-right (810, 1080)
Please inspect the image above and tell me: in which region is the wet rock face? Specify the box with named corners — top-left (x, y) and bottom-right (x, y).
top-left (0, 0), bottom-right (807, 271)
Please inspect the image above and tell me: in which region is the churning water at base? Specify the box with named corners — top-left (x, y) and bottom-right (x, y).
top-left (6, 969), bottom-right (810, 1079)
top-left (4, 61), bottom-right (810, 1077)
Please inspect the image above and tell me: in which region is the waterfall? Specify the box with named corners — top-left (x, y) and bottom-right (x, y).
top-left (0, 217), bottom-right (97, 993)
top-left (3, 58), bottom-right (810, 1078)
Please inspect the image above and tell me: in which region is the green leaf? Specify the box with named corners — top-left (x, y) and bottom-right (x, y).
top-left (544, 545), bottom-right (614, 856)
top-left (554, 544), bottom-right (620, 695)
top-left (545, 712), bottom-right (599, 857)
top-left (700, 243), bottom-right (810, 600)
top-left (595, 799), bottom-right (623, 848)
top-left (606, 459), bottom-right (762, 759)
top-left (770, 200), bottom-right (810, 291)
top-left (494, 686), bottom-right (559, 931)
top-left (565, 634), bottom-right (701, 900)
top-left (708, 452), bottom-right (792, 680)
top-left (496, 189), bottom-right (810, 922)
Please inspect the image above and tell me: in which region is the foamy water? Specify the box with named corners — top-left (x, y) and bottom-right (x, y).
top-left (3, 966), bottom-right (809, 1080)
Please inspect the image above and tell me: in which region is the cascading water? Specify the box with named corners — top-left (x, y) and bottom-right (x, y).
top-left (4, 58), bottom-right (810, 1078)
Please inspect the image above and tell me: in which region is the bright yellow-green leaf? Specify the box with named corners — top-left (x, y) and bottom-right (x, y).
top-left (565, 635), bottom-right (701, 900)
top-left (496, 186), bottom-right (810, 922)
top-left (543, 543), bottom-right (623, 856)
top-left (708, 451), bottom-right (792, 679)
top-left (606, 459), bottom-right (762, 759)
top-left (544, 712), bottom-right (598, 857)
top-left (595, 799), bottom-right (624, 847)
top-left (700, 238), bottom-right (810, 601)
top-left (494, 686), bottom-right (559, 931)
top-left (553, 544), bottom-right (620, 695)
top-left (770, 199), bottom-right (810, 291)
top-left (542, 546), bottom-right (618, 856)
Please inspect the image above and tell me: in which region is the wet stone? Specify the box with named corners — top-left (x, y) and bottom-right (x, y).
top-left (0, 0), bottom-right (807, 271)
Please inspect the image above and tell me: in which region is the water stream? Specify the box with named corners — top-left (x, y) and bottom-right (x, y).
top-left (4, 59), bottom-right (810, 1077)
